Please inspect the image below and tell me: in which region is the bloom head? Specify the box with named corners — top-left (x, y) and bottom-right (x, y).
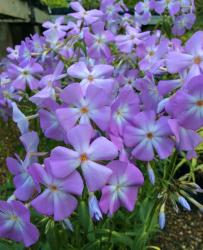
top-left (99, 160), bottom-right (144, 215)
top-left (0, 200), bottom-right (39, 247)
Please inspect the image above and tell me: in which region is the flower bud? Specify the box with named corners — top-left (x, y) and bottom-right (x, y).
top-left (159, 203), bottom-right (166, 229)
top-left (147, 162), bottom-right (155, 185)
top-left (178, 196), bottom-right (191, 211)
top-left (63, 218), bottom-right (74, 232)
top-left (88, 194), bottom-right (103, 221)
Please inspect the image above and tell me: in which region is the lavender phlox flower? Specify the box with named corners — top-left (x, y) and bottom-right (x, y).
top-left (11, 102), bottom-right (29, 134)
top-left (135, 0), bottom-right (153, 25)
top-left (31, 34), bottom-right (45, 54)
top-left (39, 100), bottom-right (65, 141)
top-left (100, 0), bottom-right (122, 21)
top-left (84, 21), bottom-right (114, 61)
top-left (7, 45), bottom-right (20, 61)
top-left (166, 75), bottom-right (203, 130)
top-left (110, 87), bottom-right (139, 136)
top-left (166, 31), bottom-right (203, 82)
top-left (172, 13), bottom-right (196, 36)
top-left (56, 83), bottom-right (111, 132)
top-left (135, 74), bottom-right (162, 111)
top-left (6, 155), bottom-right (40, 201)
top-left (168, 119), bottom-right (202, 159)
top-left (18, 40), bottom-right (32, 63)
top-left (0, 200), bottom-right (39, 247)
top-left (124, 111), bottom-right (174, 161)
top-left (69, 2), bottom-right (103, 26)
top-left (67, 61), bottom-right (114, 94)
top-left (117, 69), bottom-right (138, 89)
top-left (99, 160), bottom-right (144, 215)
top-left (49, 124), bottom-right (118, 192)
top-left (43, 16), bottom-right (69, 40)
top-left (153, 0), bottom-right (180, 16)
top-left (138, 35), bottom-right (168, 73)
top-left (116, 25), bottom-right (150, 53)
top-left (30, 158), bottom-right (84, 221)
top-left (8, 61), bottom-right (43, 90)
top-left (20, 131), bottom-right (39, 161)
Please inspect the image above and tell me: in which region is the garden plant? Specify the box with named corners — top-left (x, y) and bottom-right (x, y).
top-left (0, 0), bottom-right (203, 249)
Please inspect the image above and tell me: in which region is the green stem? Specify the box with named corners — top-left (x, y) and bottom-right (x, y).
top-left (134, 200), bottom-right (159, 250)
top-left (167, 150), bottom-right (178, 184)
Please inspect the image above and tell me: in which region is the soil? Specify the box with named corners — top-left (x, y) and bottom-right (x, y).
top-left (154, 207), bottom-right (203, 250)
top-left (0, 119), bottom-right (19, 184)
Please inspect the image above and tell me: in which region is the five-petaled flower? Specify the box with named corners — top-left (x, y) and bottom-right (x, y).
top-left (99, 160), bottom-right (144, 215)
top-left (50, 124), bottom-right (118, 192)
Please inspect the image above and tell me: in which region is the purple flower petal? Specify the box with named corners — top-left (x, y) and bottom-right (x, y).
top-left (67, 124), bottom-right (93, 153)
top-left (50, 146), bottom-right (80, 178)
top-left (67, 62), bottom-right (89, 79)
top-left (82, 160), bottom-right (112, 192)
top-left (88, 137), bottom-right (118, 161)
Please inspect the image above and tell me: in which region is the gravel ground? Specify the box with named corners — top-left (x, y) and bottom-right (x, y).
top-left (154, 207), bottom-right (203, 250)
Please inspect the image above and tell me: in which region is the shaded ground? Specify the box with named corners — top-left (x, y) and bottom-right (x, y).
top-left (154, 207), bottom-right (203, 250)
top-left (0, 118), bottom-right (203, 250)
top-left (0, 119), bottom-right (19, 184)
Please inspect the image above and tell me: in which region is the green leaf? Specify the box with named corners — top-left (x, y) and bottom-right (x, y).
top-left (196, 129), bottom-right (203, 151)
top-left (162, 16), bottom-right (172, 39)
top-left (0, 241), bottom-right (24, 250)
top-left (78, 201), bottom-right (95, 242)
top-left (74, 41), bottom-right (87, 56)
top-left (0, 242), bottom-right (13, 250)
top-left (111, 231), bottom-right (134, 248)
top-left (82, 237), bottom-right (108, 250)
top-left (78, 201), bottom-right (90, 232)
top-left (47, 226), bottom-right (60, 250)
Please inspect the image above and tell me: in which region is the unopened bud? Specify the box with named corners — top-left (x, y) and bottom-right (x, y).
top-left (88, 193), bottom-right (103, 221)
top-left (159, 203), bottom-right (166, 229)
top-left (63, 218), bottom-right (74, 232)
top-left (178, 196), bottom-right (191, 211)
top-left (147, 162), bottom-right (155, 185)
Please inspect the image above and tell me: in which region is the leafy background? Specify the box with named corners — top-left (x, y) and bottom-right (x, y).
top-left (40, 0), bottom-right (139, 8)
top-left (39, 0), bottom-right (203, 29)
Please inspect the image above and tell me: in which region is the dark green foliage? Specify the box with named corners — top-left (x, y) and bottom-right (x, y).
top-left (40, 0), bottom-right (139, 8)
top-left (194, 0), bottom-right (203, 29)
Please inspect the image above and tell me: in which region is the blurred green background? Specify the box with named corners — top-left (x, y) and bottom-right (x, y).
top-left (40, 0), bottom-right (203, 11)
top-left (40, 0), bottom-right (139, 8)
top-left (40, 0), bottom-right (203, 29)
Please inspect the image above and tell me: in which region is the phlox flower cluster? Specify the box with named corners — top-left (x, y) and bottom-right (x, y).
top-left (0, 0), bottom-right (202, 247)
top-left (134, 0), bottom-right (195, 35)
